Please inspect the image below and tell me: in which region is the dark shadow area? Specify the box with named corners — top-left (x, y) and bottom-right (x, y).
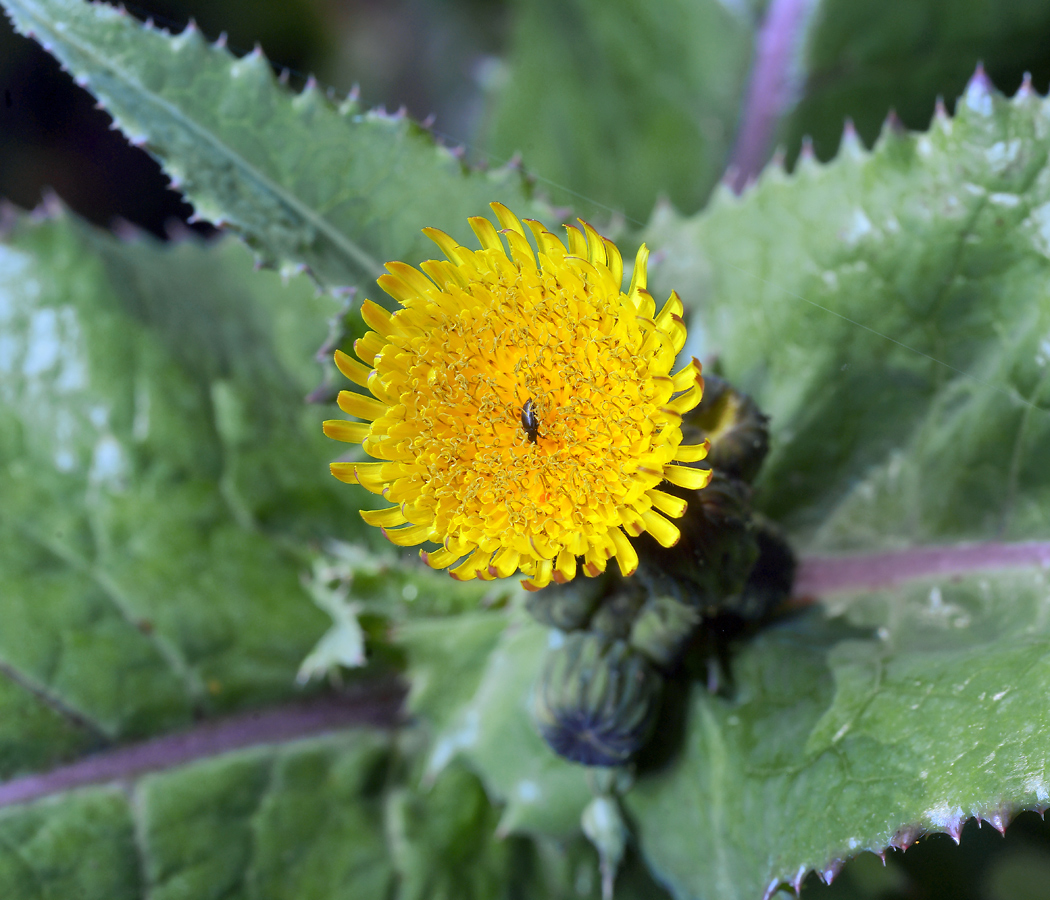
top-left (0, 20), bottom-right (206, 237)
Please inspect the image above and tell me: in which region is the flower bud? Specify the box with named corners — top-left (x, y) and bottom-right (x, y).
top-left (635, 473), bottom-right (760, 616)
top-left (682, 373), bottom-right (769, 483)
top-left (629, 593), bottom-right (702, 668)
top-left (587, 584), bottom-right (647, 642)
top-left (533, 632), bottom-right (662, 767)
top-left (525, 573), bottom-right (609, 631)
top-left (721, 512), bottom-right (796, 620)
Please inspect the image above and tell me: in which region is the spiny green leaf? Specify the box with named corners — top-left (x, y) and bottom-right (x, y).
top-left (386, 77), bottom-right (1050, 897)
top-left (782, 0), bottom-right (1050, 166)
top-left (407, 572), bottom-right (1050, 900)
top-left (620, 76), bottom-right (1050, 898)
top-left (0, 0), bottom-right (555, 289)
top-left (0, 204), bottom-right (648, 898)
top-left (646, 75), bottom-right (1050, 548)
top-left (628, 570), bottom-right (1050, 900)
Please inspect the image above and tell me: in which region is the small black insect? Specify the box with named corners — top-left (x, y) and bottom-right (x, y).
top-left (520, 398), bottom-right (540, 443)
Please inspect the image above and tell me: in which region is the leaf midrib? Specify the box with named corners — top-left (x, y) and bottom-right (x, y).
top-left (0, 686), bottom-right (404, 809)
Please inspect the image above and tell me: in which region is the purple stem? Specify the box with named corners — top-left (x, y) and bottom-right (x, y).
top-left (3, 541), bottom-right (1050, 809)
top-left (0, 685), bottom-right (403, 809)
top-left (795, 541), bottom-right (1050, 596)
top-left (728, 0), bottom-right (816, 193)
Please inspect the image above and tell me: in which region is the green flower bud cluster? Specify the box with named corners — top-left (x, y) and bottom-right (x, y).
top-left (529, 373), bottom-right (794, 767)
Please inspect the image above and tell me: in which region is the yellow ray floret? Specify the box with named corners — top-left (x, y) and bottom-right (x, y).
top-left (325, 203), bottom-right (709, 589)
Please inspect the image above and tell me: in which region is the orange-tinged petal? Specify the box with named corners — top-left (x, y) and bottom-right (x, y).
top-left (671, 358), bottom-right (702, 391)
top-left (662, 464), bottom-right (713, 491)
top-left (323, 419), bottom-right (370, 443)
top-left (633, 288), bottom-right (656, 320)
top-left (489, 547), bottom-right (521, 579)
top-left (647, 488), bottom-right (688, 518)
top-left (337, 390), bottom-right (387, 421)
top-left (421, 547), bottom-right (460, 570)
top-left (523, 557), bottom-right (554, 591)
top-left (609, 528), bottom-right (639, 576)
top-left (552, 546), bottom-right (577, 584)
top-left (334, 349), bottom-right (373, 387)
top-left (656, 291), bottom-right (684, 330)
top-left (582, 547), bottom-right (607, 577)
top-left (641, 510), bottom-right (681, 548)
top-left (360, 506), bottom-right (408, 527)
top-left (450, 547), bottom-right (490, 580)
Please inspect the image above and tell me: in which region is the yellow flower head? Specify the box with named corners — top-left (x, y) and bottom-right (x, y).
top-left (324, 203), bottom-right (710, 590)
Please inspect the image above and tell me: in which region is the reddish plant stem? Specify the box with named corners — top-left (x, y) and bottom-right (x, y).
top-left (794, 541), bottom-right (1050, 596)
top-left (728, 0), bottom-right (817, 192)
top-left (0, 685), bottom-right (403, 809)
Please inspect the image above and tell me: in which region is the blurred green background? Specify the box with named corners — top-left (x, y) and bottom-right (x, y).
top-left (3, 1), bottom-right (1050, 897)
